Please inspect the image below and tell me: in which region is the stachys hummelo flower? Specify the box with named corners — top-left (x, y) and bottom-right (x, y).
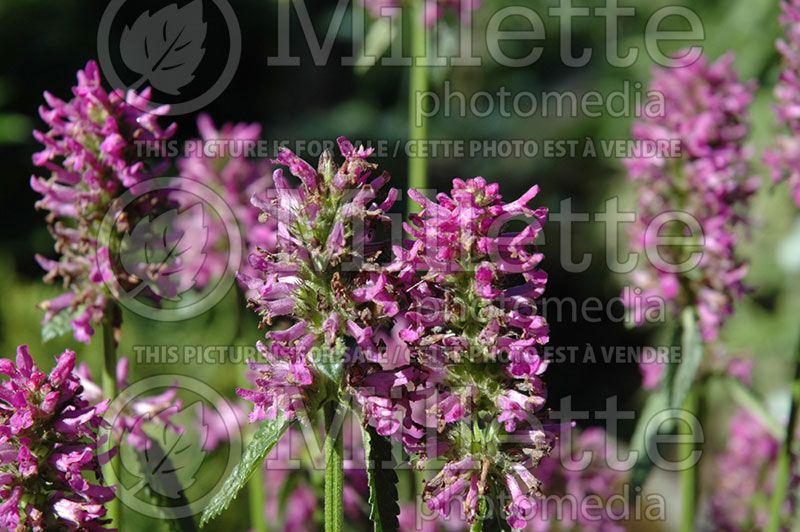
top-left (31, 60), bottom-right (175, 342)
top-left (623, 52), bottom-right (758, 344)
top-left (765, 0), bottom-right (800, 206)
top-left (177, 114), bottom-right (277, 292)
top-left (391, 178), bottom-right (553, 529)
top-left (237, 138), bottom-right (424, 424)
top-left (0, 346), bottom-right (115, 530)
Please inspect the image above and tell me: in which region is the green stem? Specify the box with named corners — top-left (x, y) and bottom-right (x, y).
top-left (680, 388), bottom-right (699, 532)
top-left (766, 336), bottom-right (800, 532)
top-left (407, 0), bottom-right (428, 213)
top-left (248, 463), bottom-right (267, 532)
top-left (101, 304), bottom-right (121, 529)
top-left (324, 402), bottom-right (344, 532)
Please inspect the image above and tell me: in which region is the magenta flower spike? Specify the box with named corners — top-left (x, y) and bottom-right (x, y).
top-left (31, 60), bottom-right (175, 343)
top-left (711, 408), bottom-right (799, 530)
top-left (237, 138), bottom-right (422, 424)
top-left (177, 114), bottom-right (277, 292)
top-left (531, 428), bottom-right (627, 531)
top-left (766, 0), bottom-right (800, 205)
top-left (623, 53), bottom-right (757, 348)
top-left (75, 357), bottom-right (183, 452)
top-left (391, 178), bottom-right (553, 529)
top-left (0, 346), bottom-right (115, 530)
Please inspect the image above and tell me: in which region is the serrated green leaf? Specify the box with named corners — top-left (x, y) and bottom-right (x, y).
top-left (627, 387), bottom-right (669, 497)
top-left (671, 308), bottom-right (704, 410)
top-left (129, 440), bottom-right (198, 532)
top-left (41, 307), bottom-right (78, 342)
top-left (723, 377), bottom-right (783, 438)
top-left (199, 418), bottom-right (291, 527)
top-left (363, 425), bottom-right (399, 532)
top-left (628, 308), bottom-right (706, 498)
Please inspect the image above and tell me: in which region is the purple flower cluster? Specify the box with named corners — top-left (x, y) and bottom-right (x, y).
top-left (531, 428), bottom-right (626, 532)
top-left (236, 141), bottom-right (556, 528)
top-left (765, 0), bottom-right (800, 205)
top-left (623, 53), bottom-right (758, 342)
top-left (363, 0), bottom-right (480, 26)
top-left (0, 346), bottom-right (115, 530)
top-left (711, 407), bottom-right (799, 531)
top-left (392, 178), bottom-right (552, 528)
top-left (177, 115), bottom-right (277, 291)
top-left (237, 137), bottom-right (408, 422)
top-left (31, 60), bottom-right (175, 342)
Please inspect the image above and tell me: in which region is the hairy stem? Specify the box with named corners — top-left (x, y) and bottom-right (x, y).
top-left (766, 335), bottom-right (800, 532)
top-left (407, 0), bottom-right (428, 213)
top-left (324, 402), bottom-right (344, 532)
top-left (101, 303), bottom-right (120, 529)
top-left (248, 463), bottom-right (267, 532)
top-left (680, 388), bottom-right (699, 532)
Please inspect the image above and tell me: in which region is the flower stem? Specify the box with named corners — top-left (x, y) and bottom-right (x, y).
top-left (249, 464), bottom-right (267, 532)
top-left (766, 335), bottom-right (800, 532)
top-left (680, 388), bottom-right (699, 532)
top-left (324, 402), bottom-right (344, 532)
top-left (101, 302), bottom-right (121, 529)
top-left (407, 0), bottom-right (428, 213)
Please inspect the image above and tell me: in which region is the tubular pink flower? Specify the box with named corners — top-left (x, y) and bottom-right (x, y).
top-left (623, 52), bottom-right (757, 346)
top-left (31, 60), bottom-right (175, 342)
top-left (0, 346), bottom-right (115, 530)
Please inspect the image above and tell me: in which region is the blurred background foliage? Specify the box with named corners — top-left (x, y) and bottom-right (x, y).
top-left (0, 0), bottom-right (798, 529)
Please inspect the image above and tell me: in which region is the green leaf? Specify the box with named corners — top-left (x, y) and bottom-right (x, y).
top-left (199, 418), bottom-right (291, 527)
top-left (628, 387), bottom-right (669, 497)
top-left (41, 307), bottom-right (78, 342)
top-left (628, 308), bottom-right (706, 498)
top-left (723, 377), bottom-right (783, 439)
top-left (355, 16), bottom-right (396, 75)
top-left (128, 440), bottom-right (198, 532)
top-left (363, 425), bottom-right (399, 532)
top-left (671, 308), bottom-right (704, 410)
